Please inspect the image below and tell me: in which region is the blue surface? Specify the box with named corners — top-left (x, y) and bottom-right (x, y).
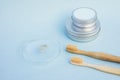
top-left (0, 0), bottom-right (120, 80)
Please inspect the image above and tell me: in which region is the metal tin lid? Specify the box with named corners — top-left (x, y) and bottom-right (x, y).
top-left (66, 19), bottom-right (100, 36)
top-left (67, 32), bottom-right (99, 42)
top-left (72, 7), bottom-right (97, 25)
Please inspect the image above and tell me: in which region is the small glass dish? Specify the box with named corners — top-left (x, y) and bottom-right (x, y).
top-left (22, 40), bottom-right (61, 65)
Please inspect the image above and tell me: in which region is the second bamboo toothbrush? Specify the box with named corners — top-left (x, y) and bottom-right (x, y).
top-left (70, 57), bottom-right (120, 76)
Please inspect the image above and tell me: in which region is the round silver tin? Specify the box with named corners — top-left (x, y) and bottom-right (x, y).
top-left (65, 7), bottom-right (101, 42)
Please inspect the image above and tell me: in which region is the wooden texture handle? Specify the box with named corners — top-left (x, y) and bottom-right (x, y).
top-left (77, 50), bottom-right (120, 63)
top-left (85, 63), bottom-right (120, 75)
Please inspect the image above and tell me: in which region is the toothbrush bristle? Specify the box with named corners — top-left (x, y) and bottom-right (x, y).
top-left (71, 57), bottom-right (83, 64)
top-left (66, 44), bottom-right (78, 52)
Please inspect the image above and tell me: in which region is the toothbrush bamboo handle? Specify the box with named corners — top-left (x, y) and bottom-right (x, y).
top-left (79, 51), bottom-right (120, 63)
top-left (66, 44), bottom-right (120, 63)
top-left (86, 63), bottom-right (120, 75)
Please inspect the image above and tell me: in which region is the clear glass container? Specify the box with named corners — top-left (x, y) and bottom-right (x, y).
top-left (22, 40), bottom-right (60, 65)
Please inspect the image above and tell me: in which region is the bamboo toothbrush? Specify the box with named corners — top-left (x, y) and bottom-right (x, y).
top-left (66, 44), bottom-right (120, 63)
top-left (70, 57), bottom-right (120, 75)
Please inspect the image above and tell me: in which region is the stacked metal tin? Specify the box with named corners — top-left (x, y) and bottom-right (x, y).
top-left (66, 7), bottom-right (101, 42)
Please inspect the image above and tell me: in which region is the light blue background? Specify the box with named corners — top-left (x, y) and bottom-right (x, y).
top-left (0, 0), bottom-right (120, 80)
